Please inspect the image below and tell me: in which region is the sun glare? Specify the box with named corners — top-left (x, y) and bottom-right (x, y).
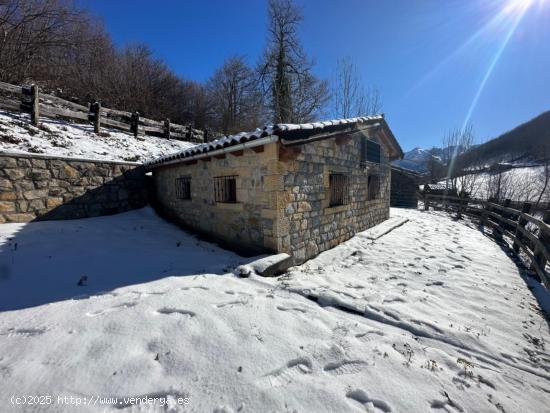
top-left (505, 0), bottom-right (545, 13)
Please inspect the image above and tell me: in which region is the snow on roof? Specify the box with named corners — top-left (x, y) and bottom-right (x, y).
top-left (146, 115), bottom-right (392, 167)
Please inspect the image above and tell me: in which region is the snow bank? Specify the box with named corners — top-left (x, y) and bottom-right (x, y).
top-left (0, 110), bottom-right (196, 162)
top-left (0, 208), bottom-right (548, 412)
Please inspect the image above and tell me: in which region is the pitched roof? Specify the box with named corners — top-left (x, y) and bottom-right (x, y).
top-left (146, 115), bottom-right (403, 168)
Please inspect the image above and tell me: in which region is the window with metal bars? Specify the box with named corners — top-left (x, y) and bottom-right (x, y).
top-left (214, 175), bottom-right (237, 203)
top-left (361, 138), bottom-right (381, 165)
top-left (175, 176), bottom-right (191, 200)
top-left (368, 175), bottom-right (381, 200)
top-left (329, 173), bottom-right (350, 207)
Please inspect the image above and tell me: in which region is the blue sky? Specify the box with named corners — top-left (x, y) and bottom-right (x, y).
top-left (78, 0), bottom-right (550, 151)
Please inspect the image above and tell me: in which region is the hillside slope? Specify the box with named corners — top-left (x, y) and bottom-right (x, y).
top-left (459, 110), bottom-right (550, 167)
top-left (0, 110), bottom-right (196, 162)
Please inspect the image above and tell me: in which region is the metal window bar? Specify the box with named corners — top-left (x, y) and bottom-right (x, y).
top-left (330, 173), bottom-right (350, 206)
top-left (175, 177), bottom-right (191, 200)
top-left (214, 175), bottom-right (237, 203)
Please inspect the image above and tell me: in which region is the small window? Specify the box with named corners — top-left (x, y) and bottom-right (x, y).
top-left (368, 175), bottom-right (380, 200)
top-left (329, 173), bottom-right (350, 207)
top-left (175, 176), bottom-right (191, 200)
top-left (366, 139), bottom-right (381, 164)
top-left (214, 175), bottom-right (237, 203)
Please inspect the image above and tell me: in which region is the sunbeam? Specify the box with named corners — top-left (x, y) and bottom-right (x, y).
top-left (445, 0), bottom-right (536, 179)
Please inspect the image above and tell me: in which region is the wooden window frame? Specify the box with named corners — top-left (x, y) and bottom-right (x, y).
top-left (214, 175), bottom-right (237, 203)
top-left (329, 173), bottom-right (350, 207)
top-left (175, 176), bottom-right (191, 200)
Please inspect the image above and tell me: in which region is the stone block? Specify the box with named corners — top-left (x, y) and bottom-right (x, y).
top-left (59, 165), bottom-right (79, 179)
top-left (23, 189), bottom-right (48, 200)
top-left (28, 199), bottom-right (45, 210)
top-left (5, 212), bottom-right (36, 223)
top-left (46, 197), bottom-right (64, 209)
top-left (31, 159), bottom-right (47, 168)
top-left (0, 201), bottom-right (16, 213)
top-left (0, 191), bottom-right (17, 201)
top-left (0, 179), bottom-right (13, 191)
top-left (0, 157), bottom-right (17, 168)
top-left (5, 169), bottom-right (26, 180)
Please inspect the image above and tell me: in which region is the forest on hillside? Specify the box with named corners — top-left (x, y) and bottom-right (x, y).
top-left (0, 0), bottom-right (381, 135)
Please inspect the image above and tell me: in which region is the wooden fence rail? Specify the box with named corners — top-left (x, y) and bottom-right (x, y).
top-left (0, 80), bottom-right (205, 143)
top-left (423, 193), bottom-right (550, 290)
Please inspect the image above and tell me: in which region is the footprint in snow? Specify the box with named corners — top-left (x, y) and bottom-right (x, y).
top-left (0, 327), bottom-right (47, 337)
top-left (264, 357), bottom-right (312, 387)
top-left (426, 281), bottom-right (444, 287)
top-left (355, 330), bottom-right (385, 340)
top-left (85, 302), bottom-right (137, 317)
top-left (346, 389), bottom-right (392, 412)
top-left (156, 308), bottom-right (196, 317)
top-left (276, 305), bottom-right (308, 313)
top-left (180, 286), bottom-right (209, 291)
top-left (323, 359), bottom-right (367, 375)
top-left (216, 299), bottom-right (249, 308)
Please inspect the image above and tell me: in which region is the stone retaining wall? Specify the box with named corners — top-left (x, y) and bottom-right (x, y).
top-left (0, 152), bottom-right (146, 223)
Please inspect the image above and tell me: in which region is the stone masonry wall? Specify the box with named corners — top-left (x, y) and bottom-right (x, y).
top-left (150, 133), bottom-right (392, 262)
top-left (152, 143), bottom-right (280, 255)
top-left (276, 133), bottom-right (391, 263)
top-left (0, 152), bottom-right (146, 223)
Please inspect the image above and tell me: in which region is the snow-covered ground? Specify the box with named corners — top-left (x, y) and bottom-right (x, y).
top-left (0, 208), bottom-right (549, 412)
top-left (0, 110), bottom-right (196, 162)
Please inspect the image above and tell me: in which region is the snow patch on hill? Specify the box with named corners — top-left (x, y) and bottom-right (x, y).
top-left (0, 110), bottom-right (196, 162)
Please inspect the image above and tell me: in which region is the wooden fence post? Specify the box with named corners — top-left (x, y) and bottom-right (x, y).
top-left (203, 129), bottom-right (208, 142)
top-left (533, 210), bottom-right (550, 273)
top-left (456, 196), bottom-right (468, 220)
top-left (186, 125), bottom-right (192, 141)
top-left (481, 201), bottom-right (488, 227)
top-left (424, 193), bottom-right (429, 211)
top-left (89, 101), bottom-right (101, 134)
top-left (31, 84), bottom-right (39, 126)
top-left (513, 202), bottom-right (531, 253)
top-left (164, 118), bottom-right (170, 139)
top-left (131, 112), bottom-right (140, 138)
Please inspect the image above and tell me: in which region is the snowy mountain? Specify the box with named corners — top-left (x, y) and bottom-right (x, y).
top-left (0, 110), bottom-right (196, 163)
top-left (392, 145), bottom-right (469, 173)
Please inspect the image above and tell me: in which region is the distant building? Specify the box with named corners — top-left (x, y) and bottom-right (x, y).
top-left (146, 116), bottom-right (403, 264)
top-left (390, 166), bottom-right (421, 208)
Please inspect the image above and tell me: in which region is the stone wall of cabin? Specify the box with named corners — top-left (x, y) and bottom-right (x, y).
top-left (151, 143), bottom-right (280, 255)
top-left (275, 133), bottom-right (391, 263)
top-left (150, 133), bottom-right (392, 262)
top-left (0, 153), bottom-right (146, 223)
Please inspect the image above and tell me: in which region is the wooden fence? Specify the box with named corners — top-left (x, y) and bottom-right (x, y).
top-left (423, 193), bottom-right (550, 290)
top-left (0, 80), bottom-right (204, 143)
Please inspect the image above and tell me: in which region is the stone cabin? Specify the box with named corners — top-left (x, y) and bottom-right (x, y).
top-left (146, 115), bottom-right (403, 264)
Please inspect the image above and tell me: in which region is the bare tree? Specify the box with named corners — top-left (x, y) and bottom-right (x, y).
top-left (259, 0), bottom-right (329, 123)
top-left (331, 56), bottom-right (381, 118)
top-left (535, 154), bottom-right (550, 208)
top-left (441, 125), bottom-right (481, 196)
top-left (0, 0), bottom-right (91, 84)
top-left (208, 56), bottom-right (265, 134)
